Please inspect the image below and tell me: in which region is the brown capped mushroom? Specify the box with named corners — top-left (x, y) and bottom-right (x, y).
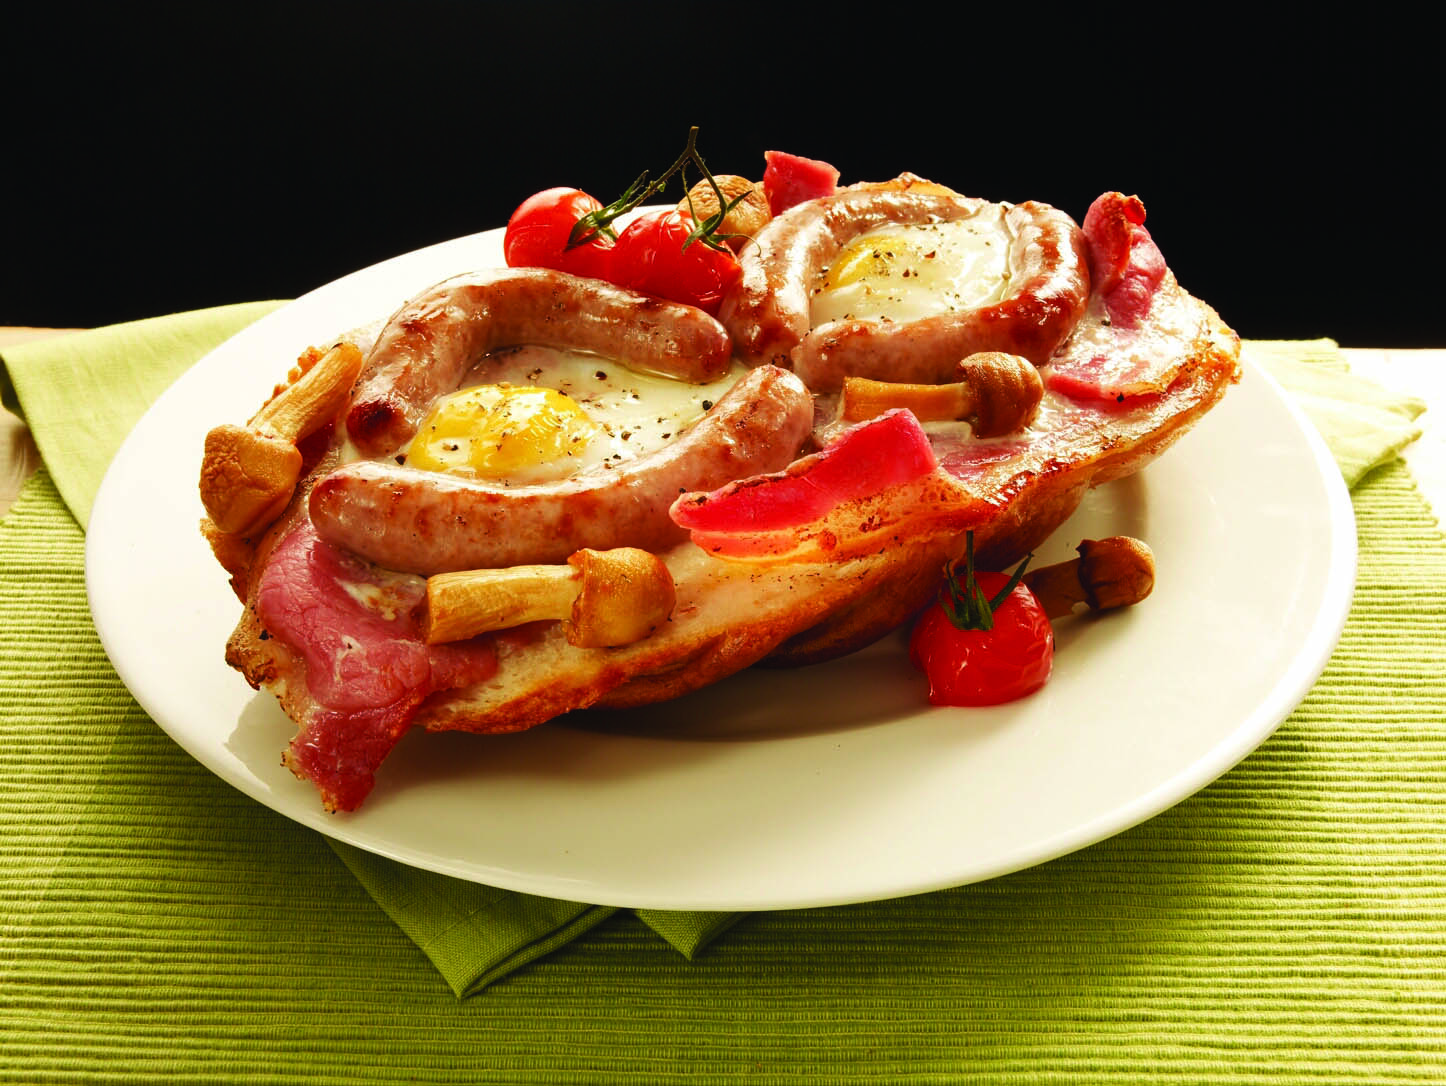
top-left (839, 351), bottom-right (1044, 437)
top-left (199, 342), bottom-right (363, 537)
top-left (422, 547), bottom-right (676, 649)
top-left (677, 175), bottom-right (771, 251)
top-left (1022, 536), bottom-right (1156, 619)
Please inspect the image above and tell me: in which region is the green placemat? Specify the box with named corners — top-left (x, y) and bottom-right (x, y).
top-left (4, 456), bottom-right (1443, 1082)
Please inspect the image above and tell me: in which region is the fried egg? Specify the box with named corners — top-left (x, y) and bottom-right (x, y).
top-left (403, 345), bottom-right (746, 486)
top-left (811, 208), bottom-right (1014, 327)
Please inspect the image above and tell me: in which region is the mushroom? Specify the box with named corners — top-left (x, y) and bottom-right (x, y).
top-left (839, 351), bottom-right (1044, 437)
top-left (422, 547), bottom-right (676, 649)
top-left (677, 174), bottom-right (771, 251)
top-left (1022, 536), bottom-right (1156, 619)
top-left (199, 341), bottom-right (364, 537)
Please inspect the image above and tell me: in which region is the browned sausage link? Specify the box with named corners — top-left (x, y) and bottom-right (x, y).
top-left (310, 366), bottom-right (814, 574)
top-left (791, 202), bottom-right (1091, 391)
top-left (718, 183), bottom-right (987, 369)
top-left (346, 267), bottom-right (735, 457)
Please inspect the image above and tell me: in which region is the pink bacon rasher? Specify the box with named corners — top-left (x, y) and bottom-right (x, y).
top-left (1045, 192), bottom-right (1181, 404)
top-left (670, 409), bottom-right (988, 562)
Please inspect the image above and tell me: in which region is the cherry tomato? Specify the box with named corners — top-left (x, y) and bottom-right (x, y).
top-left (503, 187), bottom-right (615, 281)
top-left (608, 208), bottom-right (742, 316)
top-left (909, 569), bottom-right (1054, 707)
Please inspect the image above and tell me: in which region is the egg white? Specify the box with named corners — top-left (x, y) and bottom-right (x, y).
top-left (402, 345), bottom-right (747, 486)
top-left (811, 209), bottom-right (1015, 328)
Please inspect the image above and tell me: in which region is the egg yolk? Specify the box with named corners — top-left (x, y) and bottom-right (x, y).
top-left (823, 231), bottom-right (924, 290)
top-left (405, 385), bottom-right (598, 477)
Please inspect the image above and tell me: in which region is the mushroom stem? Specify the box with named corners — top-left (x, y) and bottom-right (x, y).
top-left (250, 341), bottom-right (365, 442)
top-left (422, 547), bottom-right (676, 649)
top-left (840, 351), bottom-right (1043, 437)
top-left (1022, 536), bottom-right (1156, 619)
top-left (199, 342), bottom-right (363, 537)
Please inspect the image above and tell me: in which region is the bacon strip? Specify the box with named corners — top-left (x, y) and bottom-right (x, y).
top-left (761, 150), bottom-right (840, 216)
top-left (1043, 192), bottom-right (1180, 404)
top-left (670, 410), bottom-right (985, 560)
top-left (1081, 191), bottom-right (1167, 323)
top-left (256, 522), bottom-right (498, 811)
top-left (672, 410), bottom-right (934, 532)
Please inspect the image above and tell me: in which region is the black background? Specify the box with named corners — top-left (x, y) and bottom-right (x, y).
top-left (4, 7), bottom-right (1435, 347)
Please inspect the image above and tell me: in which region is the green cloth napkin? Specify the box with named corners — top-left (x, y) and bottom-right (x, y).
top-left (0, 303), bottom-right (285, 529)
top-left (0, 305), bottom-right (737, 995)
top-left (1247, 339), bottom-right (1427, 485)
top-left (0, 315), bottom-right (1425, 1000)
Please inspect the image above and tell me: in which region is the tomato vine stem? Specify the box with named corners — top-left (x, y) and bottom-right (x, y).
top-left (939, 532), bottom-right (1033, 632)
top-left (566, 126), bottom-right (748, 253)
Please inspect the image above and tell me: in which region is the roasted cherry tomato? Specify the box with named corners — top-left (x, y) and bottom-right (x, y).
top-left (608, 208), bottom-right (742, 316)
top-left (909, 549), bottom-right (1054, 707)
top-left (503, 187), bottom-right (615, 281)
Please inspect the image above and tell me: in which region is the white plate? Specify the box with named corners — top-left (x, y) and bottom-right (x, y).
top-left (86, 227), bottom-right (1357, 911)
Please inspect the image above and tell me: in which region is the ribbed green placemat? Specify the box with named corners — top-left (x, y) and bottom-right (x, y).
top-left (4, 457), bottom-right (1443, 1083)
